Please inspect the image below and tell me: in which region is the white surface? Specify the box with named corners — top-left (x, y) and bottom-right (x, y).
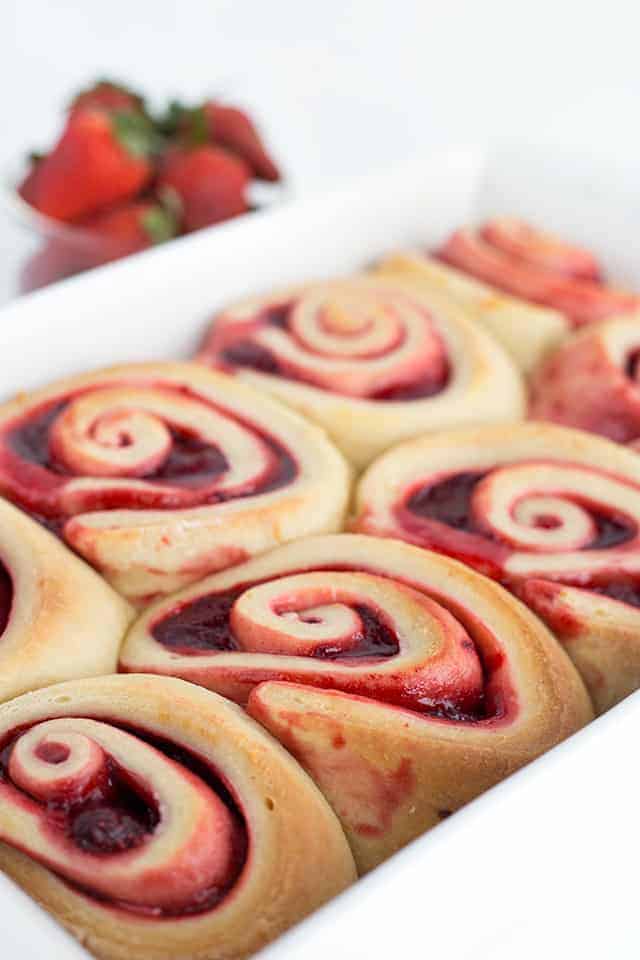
top-left (0, 145), bottom-right (637, 959)
top-left (259, 692), bottom-right (640, 960)
top-left (3, 0), bottom-right (640, 302)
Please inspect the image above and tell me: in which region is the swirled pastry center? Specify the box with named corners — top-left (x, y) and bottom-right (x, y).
top-left (401, 467), bottom-right (640, 604)
top-left (0, 719), bottom-right (247, 916)
top-left (212, 293), bottom-right (452, 401)
top-left (0, 387), bottom-right (297, 528)
top-left (437, 219), bottom-right (640, 326)
top-left (147, 567), bottom-right (516, 723)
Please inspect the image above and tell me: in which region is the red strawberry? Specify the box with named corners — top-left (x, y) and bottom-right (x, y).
top-left (80, 199), bottom-right (179, 265)
top-left (157, 145), bottom-right (250, 232)
top-left (204, 102), bottom-right (281, 182)
top-left (18, 108), bottom-right (156, 222)
top-left (71, 79), bottom-right (145, 115)
top-left (162, 99), bottom-right (281, 182)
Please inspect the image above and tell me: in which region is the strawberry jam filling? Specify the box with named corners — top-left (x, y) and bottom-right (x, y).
top-left (221, 340), bottom-right (450, 400)
top-left (588, 578), bottom-right (640, 607)
top-left (403, 471), bottom-right (640, 607)
top-left (218, 301), bottom-right (451, 401)
top-left (0, 725), bottom-right (247, 916)
top-left (407, 472), bottom-right (482, 531)
top-left (406, 471), bottom-right (636, 550)
top-left (147, 571), bottom-right (520, 724)
top-left (153, 588), bottom-right (400, 660)
top-left (0, 562), bottom-right (12, 637)
top-left (0, 394), bottom-right (296, 530)
top-left (625, 348), bottom-right (640, 380)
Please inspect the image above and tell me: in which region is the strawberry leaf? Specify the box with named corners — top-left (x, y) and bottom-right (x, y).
top-left (156, 100), bottom-right (186, 137)
top-left (183, 105), bottom-right (209, 147)
top-left (141, 204), bottom-right (178, 244)
top-left (156, 101), bottom-right (209, 146)
top-left (111, 110), bottom-right (162, 157)
top-left (157, 185), bottom-right (184, 223)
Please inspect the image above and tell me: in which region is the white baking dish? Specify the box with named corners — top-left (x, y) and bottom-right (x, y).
top-left (0, 144), bottom-right (638, 959)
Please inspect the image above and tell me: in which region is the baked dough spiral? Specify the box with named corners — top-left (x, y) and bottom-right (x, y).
top-left (120, 534), bottom-right (592, 872)
top-left (0, 674), bottom-right (356, 960)
top-left (0, 362), bottom-right (350, 604)
top-left (196, 275), bottom-right (525, 468)
top-left (354, 421), bottom-right (640, 713)
top-left (530, 315), bottom-right (640, 446)
top-left (378, 219), bottom-right (639, 372)
top-left (0, 495), bottom-right (132, 702)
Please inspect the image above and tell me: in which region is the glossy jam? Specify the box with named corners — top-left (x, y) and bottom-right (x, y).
top-left (221, 341), bottom-right (450, 400)
top-left (220, 304), bottom-right (291, 374)
top-left (222, 341), bottom-right (281, 375)
top-left (152, 429), bottom-right (228, 486)
top-left (149, 576), bottom-right (504, 722)
top-left (35, 742), bottom-right (70, 764)
top-left (220, 298), bottom-right (451, 403)
top-left (152, 589), bottom-right (243, 653)
top-left (369, 364), bottom-right (450, 402)
top-left (407, 472), bottom-right (483, 531)
top-left (153, 589), bottom-right (400, 660)
top-left (0, 725), bottom-right (248, 916)
top-left (406, 471), bottom-right (637, 549)
top-left (589, 578), bottom-right (640, 608)
top-left (625, 348), bottom-right (640, 380)
top-left (9, 406), bottom-right (229, 486)
top-left (71, 802), bottom-right (150, 854)
top-left (2, 392), bottom-right (297, 526)
top-left (0, 746), bottom-right (157, 853)
top-left (0, 562), bottom-right (12, 636)
top-left (311, 604), bottom-right (399, 659)
top-left (8, 401), bottom-right (66, 470)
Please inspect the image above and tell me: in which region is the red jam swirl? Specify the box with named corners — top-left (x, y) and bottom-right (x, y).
top-left (403, 471), bottom-right (640, 606)
top-left (0, 391), bottom-right (297, 530)
top-left (0, 562), bottom-right (12, 636)
top-left (147, 565), bottom-right (518, 724)
top-left (0, 724), bottom-right (247, 916)
top-left (207, 292), bottom-right (453, 402)
top-left (153, 589), bottom-right (400, 661)
top-left (407, 471), bottom-right (636, 550)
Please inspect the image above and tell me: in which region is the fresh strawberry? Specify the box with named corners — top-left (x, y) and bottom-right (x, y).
top-left (157, 145), bottom-right (250, 232)
top-left (70, 79), bottom-right (145, 115)
top-left (161, 99), bottom-right (281, 182)
top-left (79, 200), bottom-right (179, 265)
top-left (18, 108), bottom-right (156, 222)
top-left (204, 101), bottom-right (281, 182)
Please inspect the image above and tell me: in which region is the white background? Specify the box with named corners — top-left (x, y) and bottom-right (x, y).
top-left (2, 0), bottom-right (640, 302)
top-left (4, 0), bottom-right (640, 195)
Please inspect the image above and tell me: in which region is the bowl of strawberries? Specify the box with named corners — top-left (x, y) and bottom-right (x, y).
top-left (8, 79), bottom-right (283, 294)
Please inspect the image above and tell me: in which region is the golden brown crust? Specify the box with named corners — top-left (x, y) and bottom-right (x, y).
top-left (354, 421), bottom-right (640, 713)
top-left (197, 275), bottom-right (525, 468)
top-left (120, 534), bottom-right (592, 872)
top-left (376, 251), bottom-right (568, 372)
top-left (0, 497), bottom-right (132, 702)
top-left (0, 675), bottom-right (356, 960)
top-left (0, 362), bottom-right (351, 603)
